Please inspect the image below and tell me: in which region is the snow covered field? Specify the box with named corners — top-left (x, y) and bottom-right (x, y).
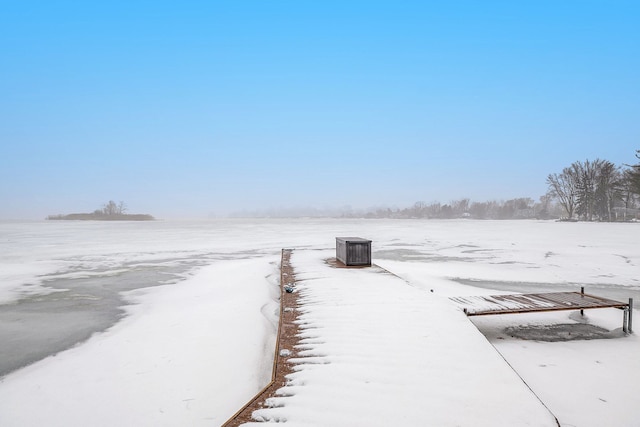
top-left (0, 219), bottom-right (638, 426)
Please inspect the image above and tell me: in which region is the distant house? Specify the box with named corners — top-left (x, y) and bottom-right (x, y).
top-left (612, 207), bottom-right (640, 222)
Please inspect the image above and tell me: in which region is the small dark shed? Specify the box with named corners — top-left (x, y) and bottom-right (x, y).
top-left (335, 237), bottom-right (372, 266)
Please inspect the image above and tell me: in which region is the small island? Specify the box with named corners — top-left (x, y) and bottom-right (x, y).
top-left (47, 200), bottom-right (155, 221)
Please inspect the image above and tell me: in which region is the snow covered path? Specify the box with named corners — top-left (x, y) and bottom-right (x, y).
top-left (244, 249), bottom-right (558, 426)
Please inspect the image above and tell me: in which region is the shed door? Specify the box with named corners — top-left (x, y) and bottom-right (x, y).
top-left (347, 242), bottom-right (370, 265)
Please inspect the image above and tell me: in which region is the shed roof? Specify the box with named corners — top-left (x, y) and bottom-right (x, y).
top-left (335, 237), bottom-right (371, 243)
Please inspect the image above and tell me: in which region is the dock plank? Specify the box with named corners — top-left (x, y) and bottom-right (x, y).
top-left (451, 291), bottom-right (628, 316)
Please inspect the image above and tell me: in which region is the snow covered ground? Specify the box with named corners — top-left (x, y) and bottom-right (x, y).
top-left (247, 249), bottom-right (557, 426)
top-left (0, 219), bottom-right (638, 426)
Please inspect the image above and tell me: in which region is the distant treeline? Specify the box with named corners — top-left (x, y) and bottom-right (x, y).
top-left (47, 200), bottom-right (155, 221)
top-left (546, 153), bottom-right (640, 221)
top-left (359, 151), bottom-right (640, 221)
top-left (344, 198), bottom-right (558, 220)
top-left (233, 151), bottom-right (640, 222)
top-left (47, 213), bottom-right (155, 221)
top-left (230, 198), bottom-right (564, 220)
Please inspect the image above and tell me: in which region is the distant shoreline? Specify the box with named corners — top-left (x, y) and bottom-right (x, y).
top-left (46, 213), bottom-right (155, 221)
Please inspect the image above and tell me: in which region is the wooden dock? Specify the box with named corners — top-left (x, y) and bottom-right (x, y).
top-left (451, 289), bottom-right (633, 334)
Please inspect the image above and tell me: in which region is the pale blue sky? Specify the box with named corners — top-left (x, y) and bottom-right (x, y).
top-left (1, 1), bottom-right (639, 218)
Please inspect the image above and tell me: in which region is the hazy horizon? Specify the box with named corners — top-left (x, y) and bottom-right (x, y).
top-left (2, 1), bottom-right (638, 220)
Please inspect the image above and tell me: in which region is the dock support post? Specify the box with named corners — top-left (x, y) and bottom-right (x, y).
top-left (629, 298), bottom-right (633, 334)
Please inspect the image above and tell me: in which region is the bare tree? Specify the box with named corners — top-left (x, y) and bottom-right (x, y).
top-left (469, 201), bottom-right (489, 219)
top-left (547, 168), bottom-right (577, 219)
top-left (426, 202), bottom-right (442, 218)
top-left (617, 151), bottom-right (640, 220)
top-left (629, 150), bottom-right (640, 196)
top-left (594, 160), bottom-right (621, 221)
top-left (573, 159), bottom-right (605, 221)
top-left (410, 201), bottom-right (426, 218)
top-left (536, 194), bottom-right (553, 219)
top-left (101, 200), bottom-right (126, 216)
top-left (550, 159), bottom-right (625, 221)
top-left (621, 169), bottom-right (639, 210)
top-left (451, 198), bottom-right (470, 217)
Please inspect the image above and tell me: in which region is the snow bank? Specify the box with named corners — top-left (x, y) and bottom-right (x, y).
top-left (0, 257), bottom-right (279, 427)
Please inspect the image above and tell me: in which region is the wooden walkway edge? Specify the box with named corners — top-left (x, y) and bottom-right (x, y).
top-left (221, 249), bottom-right (300, 426)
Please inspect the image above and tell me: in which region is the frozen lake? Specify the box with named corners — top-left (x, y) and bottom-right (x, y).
top-left (0, 219), bottom-right (284, 377)
top-left (0, 219), bottom-right (638, 426)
